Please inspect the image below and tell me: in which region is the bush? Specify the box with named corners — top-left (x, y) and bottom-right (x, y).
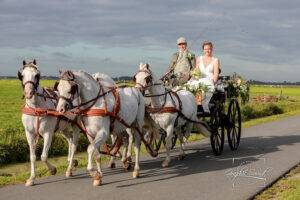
top-left (241, 103), bottom-right (284, 121)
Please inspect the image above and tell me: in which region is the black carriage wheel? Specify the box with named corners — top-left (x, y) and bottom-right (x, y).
top-left (227, 99), bottom-right (242, 150)
top-left (210, 110), bottom-right (225, 156)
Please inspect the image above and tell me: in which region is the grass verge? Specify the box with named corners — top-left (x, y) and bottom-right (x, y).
top-left (255, 163), bottom-right (300, 200)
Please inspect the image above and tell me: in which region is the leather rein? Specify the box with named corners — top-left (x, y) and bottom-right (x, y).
top-left (134, 69), bottom-right (209, 128)
top-left (134, 69), bottom-right (182, 114)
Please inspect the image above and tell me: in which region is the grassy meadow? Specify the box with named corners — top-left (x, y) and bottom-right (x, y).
top-left (1, 80), bottom-right (300, 159)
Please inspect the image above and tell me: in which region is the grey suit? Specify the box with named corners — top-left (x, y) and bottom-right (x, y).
top-left (166, 50), bottom-right (196, 87)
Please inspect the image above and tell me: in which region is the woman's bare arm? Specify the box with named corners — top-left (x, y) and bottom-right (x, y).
top-left (195, 56), bottom-right (200, 70)
top-left (213, 59), bottom-right (220, 83)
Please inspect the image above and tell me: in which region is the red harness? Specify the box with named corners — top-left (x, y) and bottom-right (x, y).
top-left (146, 91), bottom-right (182, 114)
top-left (21, 87), bottom-right (125, 157)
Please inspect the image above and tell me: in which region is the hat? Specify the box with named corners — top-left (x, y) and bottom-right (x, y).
top-left (177, 37), bottom-right (187, 44)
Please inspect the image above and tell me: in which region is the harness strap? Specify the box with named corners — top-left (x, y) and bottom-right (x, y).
top-left (146, 106), bottom-right (178, 113)
top-left (34, 116), bottom-right (41, 147)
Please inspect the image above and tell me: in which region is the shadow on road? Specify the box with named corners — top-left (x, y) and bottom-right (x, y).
top-left (34, 134), bottom-right (300, 187)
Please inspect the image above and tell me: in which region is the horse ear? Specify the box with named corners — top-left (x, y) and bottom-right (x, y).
top-left (17, 70), bottom-right (23, 81)
top-left (53, 81), bottom-right (59, 91)
top-left (145, 63), bottom-right (149, 70)
top-left (23, 60), bottom-right (26, 66)
top-left (139, 62), bottom-right (144, 70)
top-left (33, 59), bottom-right (37, 65)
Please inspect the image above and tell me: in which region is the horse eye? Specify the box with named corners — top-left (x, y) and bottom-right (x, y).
top-left (146, 76), bottom-right (151, 83)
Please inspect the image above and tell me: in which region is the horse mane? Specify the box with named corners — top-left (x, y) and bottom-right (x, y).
top-left (92, 72), bottom-right (116, 87)
top-left (76, 70), bottom-right (97, 83)
top-left (60, 70), bottom-right (75, 81)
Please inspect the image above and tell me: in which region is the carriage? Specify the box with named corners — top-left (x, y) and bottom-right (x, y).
top-left (150, 75), bottom-right (242, 156)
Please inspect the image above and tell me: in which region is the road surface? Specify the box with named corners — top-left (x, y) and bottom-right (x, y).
top-left (1, 115), bottom-right (300, 200)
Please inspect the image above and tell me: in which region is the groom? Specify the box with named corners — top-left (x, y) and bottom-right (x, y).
top-left (165, 37), bottom-right (196, 88)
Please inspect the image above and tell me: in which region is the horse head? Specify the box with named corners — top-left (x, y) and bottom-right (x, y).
top-left (56, 70), bottom-right (78, 113)
top-left (134, 63), bottom-right (153, 90)
top-left (18, 59), bottom-right (41, 99)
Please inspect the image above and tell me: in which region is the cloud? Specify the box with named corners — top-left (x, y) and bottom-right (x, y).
top-left (52, 52), bottom-right (71, 59)
top-left (0, 0), bottom-right (299, 81)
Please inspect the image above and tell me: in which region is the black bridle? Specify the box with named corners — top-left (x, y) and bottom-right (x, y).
top-left (57, 70), bottom-right (116, 112)
top-left (56, 72), bottom-right (79, 110)
top-left (18, 63), bottom-right (41, 99)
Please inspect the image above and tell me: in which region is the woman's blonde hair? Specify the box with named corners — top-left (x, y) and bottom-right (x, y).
top-left (202, 41), bottom-right (213, 50)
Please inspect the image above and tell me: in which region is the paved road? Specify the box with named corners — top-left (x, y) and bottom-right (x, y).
top-left (1, 115), bottom-right (300, 200)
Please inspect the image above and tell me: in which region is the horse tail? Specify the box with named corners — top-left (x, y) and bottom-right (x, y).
top-left (190, 112), bottom-right (210, 137)
top-left (193, 122), bottom-right (210, 137)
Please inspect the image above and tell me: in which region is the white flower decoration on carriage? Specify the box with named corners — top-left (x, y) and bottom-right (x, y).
top-left (182, 79), bottom-right (212, 94)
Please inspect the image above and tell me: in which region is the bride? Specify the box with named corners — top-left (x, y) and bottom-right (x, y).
top-left (193, 41), bottom-right (220, 113)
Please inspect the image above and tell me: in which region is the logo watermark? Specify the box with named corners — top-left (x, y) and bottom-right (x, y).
top-left (225, 156), bottom-right (273, 188)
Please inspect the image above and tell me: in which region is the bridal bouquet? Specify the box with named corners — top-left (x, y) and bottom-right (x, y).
top-left (190, 67), bottom-right (201, 79)
top-left (182, 79), bottom-right (212, 105)
top-left (182, 79), bottom-right (210, 94)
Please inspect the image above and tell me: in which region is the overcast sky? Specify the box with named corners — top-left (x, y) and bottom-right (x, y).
top-left (0, 0), bottom-right (299, 81)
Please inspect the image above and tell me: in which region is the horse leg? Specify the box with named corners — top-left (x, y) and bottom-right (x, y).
top-left (121, 131), bottom-right (131, 170)
top-left (25, 131), bottom-right (36, 186)
top-left (90, 129), bottom-right (109, 186)
top-left (162, 125), bottom-right (174, 168)
top-left (131, 129), bottom-right (141, 178)
top-left (87, 143), bottom-right (96, 176)
top-left (64, 128), bottom-right (79, 177)
top-left (108, 134), bottom-right (116, 169)
top-left (176, 128), bottom-right (186, 160)
top-left (41, 132), bottom-right (56, 175)
top-left (126, 130), bottom-right (133, 163)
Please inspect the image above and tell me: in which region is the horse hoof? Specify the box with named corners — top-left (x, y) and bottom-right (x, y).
top-left (109, 162), bottom-right (116, 169)
top-left (93, 172), bottom-right (102, 186)
top-left (178, 154), bottom-right (186, 160)
top-left (50, 167), bottom-right (57, 175)
top-left (25, 179), bottom-right (34, 187)
top-left (93, 179), bottom-right (102, 186)
top-left (162, 161), bottom-right (169, 168)
top-left (132, 170), bottom-right (139, 178)
top-left (122, 161), bottom-right (131, 171)
top-left (73, 160), bottom-right (78, 167)
top-left (66, 171), bottom-right (72, 178)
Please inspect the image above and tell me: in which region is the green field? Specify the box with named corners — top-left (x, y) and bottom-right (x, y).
top-left (1, 80), bottom-right (300, 150)
top-left (0, 79), bottom-right (54, 143)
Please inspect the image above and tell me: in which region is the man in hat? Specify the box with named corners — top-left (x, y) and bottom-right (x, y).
top-left (164, 37), bottom-right (196, 88)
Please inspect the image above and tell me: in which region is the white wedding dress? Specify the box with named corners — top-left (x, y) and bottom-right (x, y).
top-left (198, 56), bottom-right (217, 113)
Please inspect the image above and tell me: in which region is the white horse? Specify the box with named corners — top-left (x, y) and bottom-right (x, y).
top-left (134, 63), bottom-right (211, 167)
top-left (92, 72), bottom-right (133, 169)
top-left (56, 70), bottom-right (145, 186)
top-left (18, 60), bottom-right (80, 186)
